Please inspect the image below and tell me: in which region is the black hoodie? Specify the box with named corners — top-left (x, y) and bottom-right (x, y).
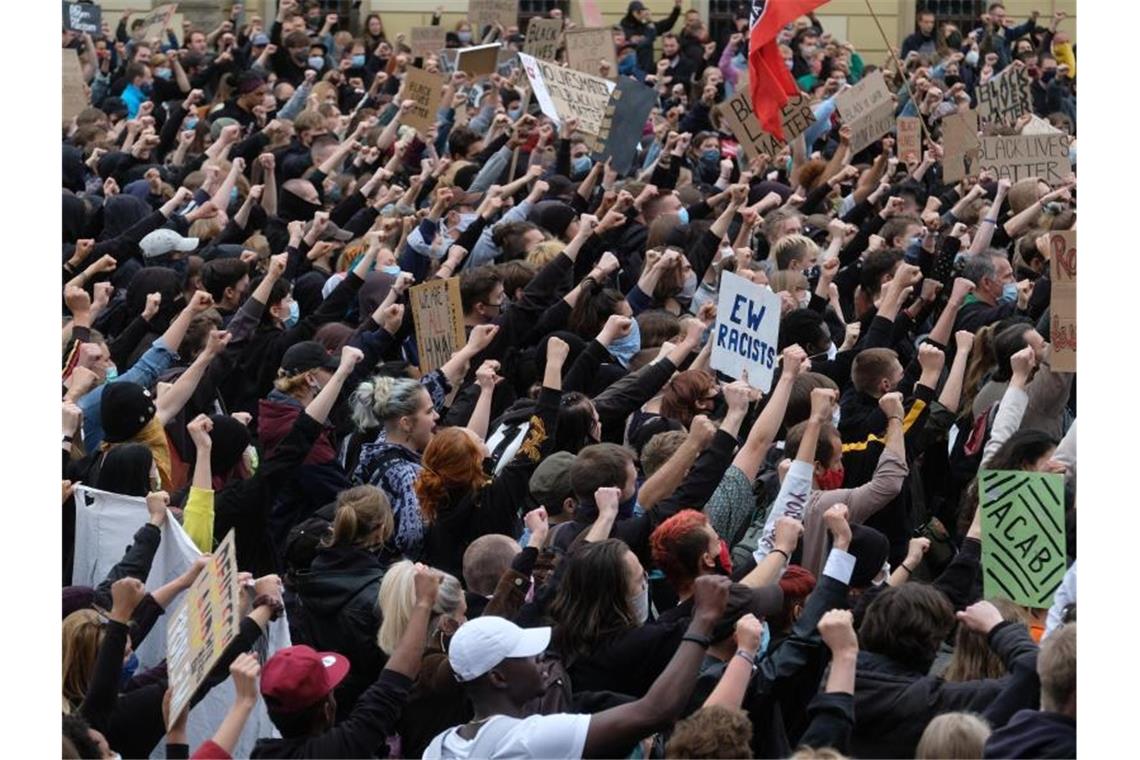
top-left (983, 709), bottom-right (1076, 759)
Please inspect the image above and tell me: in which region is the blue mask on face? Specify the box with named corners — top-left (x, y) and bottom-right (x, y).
top-left (140, 81), bottom-right (153, 94)
top-left (757, 620), bottom-right (771, 658)
top-left (700, 148), bottom-right (720, 163)
top-left (184, 116), bottom-right (199, 130)
top-left (676, 207), bottom-right (690, 225)
top-left (999, 281), bottom-right (1018, 304)
top-left (283, 299), bottom-right (300, 327)
top-left (155, 67), bottom-right (172, 80)
top-left (381, 264), bottom-right (401, 275)
top-left (104, 365), bottom-right (118, 383)
top-left (457, 31), bottom-right (472, 44)
top-left (618, 492), bottom-right (639, 520)
top-left (308, 55), bottom-right (325, 70)
top-left (120, 651), bottom-right (139, 689)
top-left (619, 55), bottom-right (637, 74)
top-left (608, 318), bottom-right (641, 368)
top-left (351, 54), bottom-right (366, 68)
top-left (572, 155), bottom-right (593, 176)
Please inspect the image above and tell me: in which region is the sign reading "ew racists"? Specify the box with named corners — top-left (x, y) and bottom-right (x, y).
top-left (710, 271), bottom-right (782, 391)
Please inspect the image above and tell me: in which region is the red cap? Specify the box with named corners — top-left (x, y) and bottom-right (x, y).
top-left (260, 645), bottom-right (351, 713)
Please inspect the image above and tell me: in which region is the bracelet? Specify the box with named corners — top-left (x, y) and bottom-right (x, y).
top-left (899, 563), bottom-right (914, 575)
top-left (771, 548), bottom-right (790, 562)
top-left (888, 414), bottom-right (904, 423)
top-left (63, 434), bottom-right (74, 443)
top-left (984, 217), bottom-right (998, 224)
top-left (681, 633), bottom-right (712, 648)
top-left (735, 649), bottom-right (757, 665)
top-left (253, 594), bottom-right (284, 621)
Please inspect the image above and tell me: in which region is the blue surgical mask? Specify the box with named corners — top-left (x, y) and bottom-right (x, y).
top-left (608, 318), bottom-right (641, 368)
top-left (676, 207), bottom-right (690, 225)
top-left (380, 264), bottom-right (401, 275)
top-left (104, 366), bottom-right (118, 383)
top-left (700, 148), bottom-right (720, 163)
top-left (140, 80), bottom-right (154, 94)
top-left (283, 299), bottom-right (300, 327)
top-left (999, 281), bottom-right (1018, 304)
top-left (831, 406), bottom-right (841, 427)
top-left (120, 651), bottom-right (139, 689)
top-left (571, 155), bottom-right (593, 176)
top-left (229, 187), bottom-right (239, 205)
top-left (351, 54), bottom-right (366, 68)
top-left (184, 116), bottom-right (199, 130)
top-left (308, 55), bottom-right (325, 70)
top-left (965, 49), bottom-right (980, 66)
top-left (628, 577), bottom-right (650, 624)
top-left (508, 106), bottom-right (523, 120)
top-left (757, 620), bottom-right (771, 658)
top-left (457, 31), bottom-right (472, 44)
top-left (155, 67), bottom-right (172, 80)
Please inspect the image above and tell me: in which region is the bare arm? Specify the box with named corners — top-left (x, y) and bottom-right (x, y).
top-left (938, 332), bottom-right (975, 413)
top-left (968, 181), bottom-right (1009, 254)
top-left (703, 615), bottom-right (762, 709)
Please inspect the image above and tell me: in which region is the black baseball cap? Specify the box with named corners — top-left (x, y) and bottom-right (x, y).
top-left (280, 341), bottom-right (339, 376)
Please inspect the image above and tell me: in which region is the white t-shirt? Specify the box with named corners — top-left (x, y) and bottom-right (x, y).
top-left (423, 713), bottom-right (591, 760)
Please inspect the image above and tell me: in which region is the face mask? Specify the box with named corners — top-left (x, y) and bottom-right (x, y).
top-left (946, 32), bottom-right (963, 48)
top-left (628, 578), bottom-right (650, 624)
top-left (944, 74), bottom-right (961, 88)
top-left (619, 55), bottom-right (637, 74)
top-left (816, 465), bottom-right (845, 491)
top-left (104, 365), bottom-right (119, 383)
top-left (380, 263), bottom-right (401, 275)
top-left (229, 187), bottom-right (240, 205)
top-left (457, 31), bottom-right (472, 44)
top-left (618, 492), bottom-right (639, 520)
top-left (676, 207), bottom-right (690, 225)
top-left (120, 651), bottom-right (140, 689)
top-left (757, 620), bottom-right (771, 658)
top-left (184, 116), bottom-right (199, 130)
top-left (965, 49), bottom-right (980, 66)
top-left (700, 148), bottom-right (720, 163)
top-left (680, 269), bottom-right (698, 300)
top-left (571, 155), bottom-right (593, 176)
top-left (804, 264), bottom-right (821, 282)
top-left (243, 444), bottom-right (260, 475)
top-left (308, 56), bottom-right (325, 70)
top-left (140, 81), bottom-right (154, 94)
top-left (155, 67), bottom-right (172, 80)
top-left (715, 539), bottom-right (734, 576)
top-left (1041, 70), bottom-right (1057, 83)
top-left (785, 58), bottom-right (794, 70)
top-left (870, 560), bottom-right (891, 587)
top-left (283, 299), bottom-right (300, 327)
top-left (351, 54), bottom-right (366, 68)
top-left (797, 291), bottom-right (811, 308)
top-left (608, 318), bottom-right (641, 368)
top-left (325, 183), bottom-right (343, 204)
top-left (999, 281), bottom-right (1018, 304)
top-left (831, 405), bottom-right (841, 427)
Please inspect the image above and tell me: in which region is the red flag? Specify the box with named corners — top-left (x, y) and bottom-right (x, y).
top-left (749, 0), bottom-right (826, 141)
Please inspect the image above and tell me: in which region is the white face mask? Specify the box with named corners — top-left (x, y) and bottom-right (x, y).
top-left (870, 560), bottom-right (891, 587)
top-left (827, 341), bottom-right (838, 361)
top-left (629, 580), bottom-right (650, 624)
top-left (831, 406), bottom-right (841, 428)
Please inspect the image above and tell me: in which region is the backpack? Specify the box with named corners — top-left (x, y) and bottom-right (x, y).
top-left (484, 398), bottom-right (539, 476)
top-left (283, 501), bottom-right (337, 581)
top-left (948, 401), bottom-right (1000, 491)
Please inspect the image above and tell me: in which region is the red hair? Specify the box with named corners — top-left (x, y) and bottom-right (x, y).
top-left (650, 509), bottom-right (712, 592)
top-left (769, 564), bottom-right (817, 631)
top-left (414, 428), bottom-right (487, 523)
top-left (661, 370), bottom-right (716, 428)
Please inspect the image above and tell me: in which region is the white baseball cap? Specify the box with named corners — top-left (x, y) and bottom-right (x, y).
top-left (448, 616), bottom-right (551, 682)
top-left (140, 228), bottom-right (199, 259)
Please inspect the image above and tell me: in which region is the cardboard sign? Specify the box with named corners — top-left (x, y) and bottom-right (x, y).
top-left (980, 470), bottom-right (1067, 608)
top-left (716, 89), bottom-right (815, 161)
top-left (63, 1), bottom-right (102, 34)
top-left (63, 49), bottom-right (87, 123)
top-left (135, 3), bottom-right (178, 42)
top-left (524, 18), bottom-right (562, 61)
top-left (402, 66), bottom-right (444, 134)
top-left (469, 0), bottom-right (518, 30)
top-left (456, 43), bottom-right (502, 78)
top-left (409, 26), bottom-right (446, 58)
top-left (1022, 114), bottom-right (1063, 135)
top-left (975, 133), bottom-right (1072, 185)
top-left (896, 116), bottom-right (922, 164)
top-left (834, 70), bottom-right (895, 153)
top-left (410, 278), bottom-right (466, 373)
top-left (1049, 229), bottom-right (1076, 372)
top-left (941, 109), bottom-right (980, 182)
top-left (518, 51), bottom-right (615, 134)
top-left (587, 76), bottom-right (657, 174)
top-left (166, 530), bottom-right (241, 728)
top-left (976, 65), bottom-right (1032, 128)
top-left (710, 271), bottom-right (782, 391)
top-left (564, 27), bottom-right (614, 79)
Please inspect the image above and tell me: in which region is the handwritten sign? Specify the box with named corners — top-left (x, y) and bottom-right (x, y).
top-left (980, 470), bottom-right (1067, 608)
top-left (524, 18), bottom-right (562, 61)
top-left (976, 65), bottom-right (1032, 128)
top-left (1049, 230), bottom-right (1076, 372)
top-left (1022, 114), bottom-right (1063, 136)
top-left (586, 77), bottom-right (657, 174)
top-left (62, 49), bottom-right (87, 123)
top-left (456, 43), bottom-right (502, 78)
top-left (410, 278), bottom-right (466, 374)
top-left (715, 89), bottom-right (815, 162)
top-left (469, 0), bottom-right (518, 30)
top-left (63, 1), bottom-right (102, 34)
top-left (834, 70), bottom-right (894, 154)
top-left (518, 51), bottom-right (615, 134)
top-left (135, 3), bottom-right (178, 42)
top-left (896, 116), bottom-right (922, 164)
top-left (710, 271), bottom-right (782, 391)
top-left (402, 66), bottom-right (443, 134)
top-left (409, 26), bottom-right (446, 58)
top-left (564, 27), bottom-right (614, 79)
top-left (941, 109), bottom-right (980, 182)
top-left (167, 530), bottom-right (241, 728)
top-left (975, 134), bottom-right (1072, 185)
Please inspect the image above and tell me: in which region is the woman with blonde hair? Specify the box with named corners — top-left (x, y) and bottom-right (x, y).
top-left (942, 598), bottom-right (1031, 682)
top-left (915, 712), bottom-right (992, 759)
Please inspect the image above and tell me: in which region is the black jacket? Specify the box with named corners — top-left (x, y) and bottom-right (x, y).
top-left (984, 709), bottom-right (1076, 759)
top-left (293, 545), bottom-right (394, 720)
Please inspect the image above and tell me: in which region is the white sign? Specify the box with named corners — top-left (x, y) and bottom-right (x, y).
top-left (517, 51), bottom-right (615, 134)
top-left (710, 271), bottom-right (782, 391)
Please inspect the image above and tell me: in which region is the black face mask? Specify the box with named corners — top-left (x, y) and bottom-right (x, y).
top-left (945, 32), bottom-right (963, 49)
top-left (944, 74), bottom-right (962, 88)
top-left (1041, 70), bottom-right (1057, 83)
top-left (708, 389), bottom-right (728, 420)
top-left (278, 189), bottom-right (322, 222)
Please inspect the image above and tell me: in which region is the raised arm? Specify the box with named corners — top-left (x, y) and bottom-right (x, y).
top-left (734, 346), bottom-right (804, 480)
top-left (702, 614), bottom-right (763, 708)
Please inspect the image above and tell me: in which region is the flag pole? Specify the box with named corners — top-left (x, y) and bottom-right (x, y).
top-left (862, 0), bottom-right (930, 148)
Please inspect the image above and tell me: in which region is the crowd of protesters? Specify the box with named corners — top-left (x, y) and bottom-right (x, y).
top-left (60, 0), bottom-right (1076, 757)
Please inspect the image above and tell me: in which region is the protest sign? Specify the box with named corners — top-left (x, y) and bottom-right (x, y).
top-left (63, 1), bottom-right (101, 34)
top-left (62, 49), bottom-right (87, 123)
top-left (710, 271), bottom-right (782, 392)
top-left (941, 109), bottom-right (981, 182)
top-left (976, 65), bottom-right (1033, 127)
top-left (834, 70), bottom-right (895, 153)
top-left (469, 0), bottom-right (518, 30)
top-left (524, 17), bottom-right (562, 61)
top-left (980, 470), bottom-right (1067, 608)
top-left (715, 89), bottom-right (815, 161)
top-left (975, 133), bottom-right (1072, 185)
top-left (166, 530), bottom-right (241, 728)
top-left (135, 3), bottom-right (177, 42)
top-left (564, 27), bottom-right (614, 79)
top-left (586, 76), bottom-right (657, 174)
top-left (518, 51), bottom-right (614, 134)
top-left (402, 66), bottom-right (444, 134)
top-left (896, 116), bottom-right (922, 164)
top-left (1049, 229), bottom-right (1076, 372)
top-left (410, 277), bottom-right (466, 373)
top-left (1022, 114), bottom-right (1064, 135)
top-left (456, 43), bottom-right (502, 78)
top-left (409, 26), bottom-right (446, 58)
